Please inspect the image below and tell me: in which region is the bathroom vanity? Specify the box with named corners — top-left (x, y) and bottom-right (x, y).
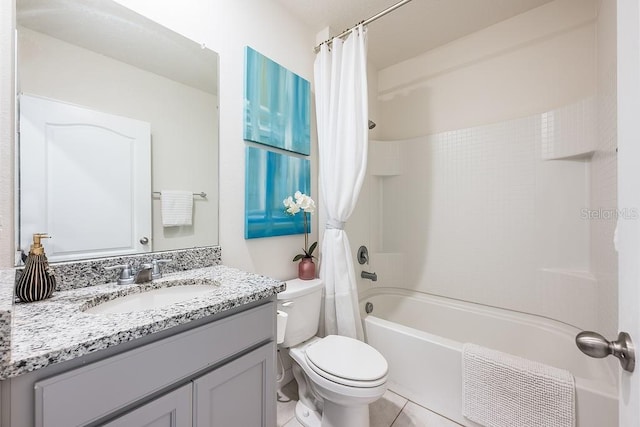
top-left (0, 264), bottom-right (284, 427)
top-left (1, 0), bottom-right (283, 424)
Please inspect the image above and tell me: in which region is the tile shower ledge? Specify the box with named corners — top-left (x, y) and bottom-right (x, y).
top-left (1, 265), bottom-right (284, 380)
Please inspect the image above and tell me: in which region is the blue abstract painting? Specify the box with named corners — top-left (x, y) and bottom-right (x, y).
top-left (245, 146), bottom-right (311, 239)
top-left (244, 46), bottom-right (311, 156)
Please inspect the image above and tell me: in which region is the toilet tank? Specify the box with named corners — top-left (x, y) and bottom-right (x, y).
top-left (277, 278), bottom-right (323, 347)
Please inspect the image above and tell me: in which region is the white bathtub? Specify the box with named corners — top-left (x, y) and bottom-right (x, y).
top-left (360, 288), bottom-right (618, 426)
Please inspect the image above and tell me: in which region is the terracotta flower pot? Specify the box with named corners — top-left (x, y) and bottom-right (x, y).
top-left (298, 257), bottom-right (316, 280)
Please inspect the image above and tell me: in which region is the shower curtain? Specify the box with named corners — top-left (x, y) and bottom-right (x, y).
top-left (314, 25), bottom-right (368, 340)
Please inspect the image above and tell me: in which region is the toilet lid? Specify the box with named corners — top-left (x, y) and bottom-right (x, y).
top-left (305, 335), bottom-right (388, 382)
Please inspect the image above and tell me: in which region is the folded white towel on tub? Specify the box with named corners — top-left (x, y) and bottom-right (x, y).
top-left (161, 190), bottom-right (193, 227)
top-left (462, 343), bottom-right (575, 427)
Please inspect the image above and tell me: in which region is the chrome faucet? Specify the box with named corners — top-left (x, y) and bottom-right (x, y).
top-left (361, 271), bottom-right (377, 281)
top-left (134, 263), bottom-right (153, 284)
top-left (106, 259), bottom-right (172, 285)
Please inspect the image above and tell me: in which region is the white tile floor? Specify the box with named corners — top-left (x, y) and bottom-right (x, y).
top-left (277, 380), bottom-right (462, 427)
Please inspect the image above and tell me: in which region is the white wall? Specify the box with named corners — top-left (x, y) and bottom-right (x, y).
top-left (377, 0), bottom-right (597, 139)
top-left (358, 0), bottom-right (613, 331)
top-left (109, 0), bottom-right (318, 280)
top-left (17, 27), bottom-right (219, 253)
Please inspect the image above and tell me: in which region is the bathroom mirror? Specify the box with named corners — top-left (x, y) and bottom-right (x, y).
top-left (15, 0), bottom-right (219, 263)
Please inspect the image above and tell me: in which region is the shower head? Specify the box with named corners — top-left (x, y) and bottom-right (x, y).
top-left (368, 120), bottom-right (376, 130)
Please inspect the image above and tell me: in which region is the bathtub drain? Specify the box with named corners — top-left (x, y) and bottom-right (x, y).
top-left (365, 302), bottom-right (373, 314)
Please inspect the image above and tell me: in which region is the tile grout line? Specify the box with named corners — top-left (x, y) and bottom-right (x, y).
top-left (276, 394), bottom-right (294, 427)
top-left (389, 399), bottom-right (410, 427)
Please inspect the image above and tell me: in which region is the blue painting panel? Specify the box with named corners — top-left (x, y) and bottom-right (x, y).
top-left (245, 146), bottom-right (311, 239)
top-left (244, 46), bottom-right (311, 155)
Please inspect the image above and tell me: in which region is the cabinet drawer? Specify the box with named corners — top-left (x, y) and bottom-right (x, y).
top-left (34, 302), bottom-right (274, 427)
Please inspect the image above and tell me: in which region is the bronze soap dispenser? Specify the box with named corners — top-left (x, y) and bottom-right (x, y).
top-left (15, 233), bottom-right (57, 302)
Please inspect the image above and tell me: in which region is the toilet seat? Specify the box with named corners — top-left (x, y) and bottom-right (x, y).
top-left (304, 335), bottom-right (388, 388)
top-left (289, 335), bottom-right (389, 417)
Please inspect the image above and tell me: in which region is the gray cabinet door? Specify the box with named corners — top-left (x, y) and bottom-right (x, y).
top-left (102, 384), bottom-right (192, 427)
top-left (193, 343), bottom-right (276, 427)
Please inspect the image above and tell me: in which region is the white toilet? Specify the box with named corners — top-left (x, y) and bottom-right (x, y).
top-left (277, 278), bottom-right (388, 427)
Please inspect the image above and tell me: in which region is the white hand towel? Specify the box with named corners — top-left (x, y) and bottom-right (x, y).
top-left (161, 191), bottom-right (193, 227)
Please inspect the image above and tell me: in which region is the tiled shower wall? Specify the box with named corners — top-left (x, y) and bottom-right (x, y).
top-left (373, 98), bottom-right (600, 330)
top-left (357, 0), bottom-right (618, 336)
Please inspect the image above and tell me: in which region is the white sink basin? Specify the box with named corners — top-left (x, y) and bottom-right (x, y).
top-left (84, 285), bottom-right (216, 314)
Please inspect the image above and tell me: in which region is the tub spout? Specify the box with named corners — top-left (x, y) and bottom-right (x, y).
top-left (361, 271), bottom-right (377, 281)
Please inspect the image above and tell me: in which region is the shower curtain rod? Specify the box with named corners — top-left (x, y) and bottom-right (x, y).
top-left (313, 0), bottom-right (414, 53)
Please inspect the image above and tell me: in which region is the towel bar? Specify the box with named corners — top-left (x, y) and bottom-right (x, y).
top-left (152, 191), bottom-right (207, 198)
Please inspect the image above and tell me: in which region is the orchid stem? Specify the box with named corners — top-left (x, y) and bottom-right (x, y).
top-left (303, 212), bottom-right (308, 253)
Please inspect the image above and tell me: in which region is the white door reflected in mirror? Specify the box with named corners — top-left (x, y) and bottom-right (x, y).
top-left (19, 94), bottom-right (152, 262)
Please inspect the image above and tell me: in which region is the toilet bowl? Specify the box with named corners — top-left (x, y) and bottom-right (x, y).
top-left (277, 278), bottom-right (388, 427)
top-left (290, 336), bottom-right (388, 427)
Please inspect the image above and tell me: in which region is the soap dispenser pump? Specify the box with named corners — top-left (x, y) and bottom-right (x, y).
top-left (15, 233), bottom-right (56, 302)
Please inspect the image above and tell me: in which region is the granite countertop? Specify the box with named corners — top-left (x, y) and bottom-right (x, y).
top-left (1, 265), bottom-right (285, 379)
top-left (0, 270), bottom-right (13, 313)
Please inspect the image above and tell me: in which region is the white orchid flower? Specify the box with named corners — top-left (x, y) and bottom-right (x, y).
top-left (287, 203), bottom-right (301, 215)
top-left (300, 196), bottom-right (315, 213)
top-left (284, 191), bottom-right (314, 215)
top-left (283, 191), bottom-right (318, 263)
top-left (283, 196), bottom-right (300, 215)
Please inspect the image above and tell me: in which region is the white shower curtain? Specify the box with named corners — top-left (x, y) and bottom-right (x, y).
top-left (314, 26), bottom-right (368, 340)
